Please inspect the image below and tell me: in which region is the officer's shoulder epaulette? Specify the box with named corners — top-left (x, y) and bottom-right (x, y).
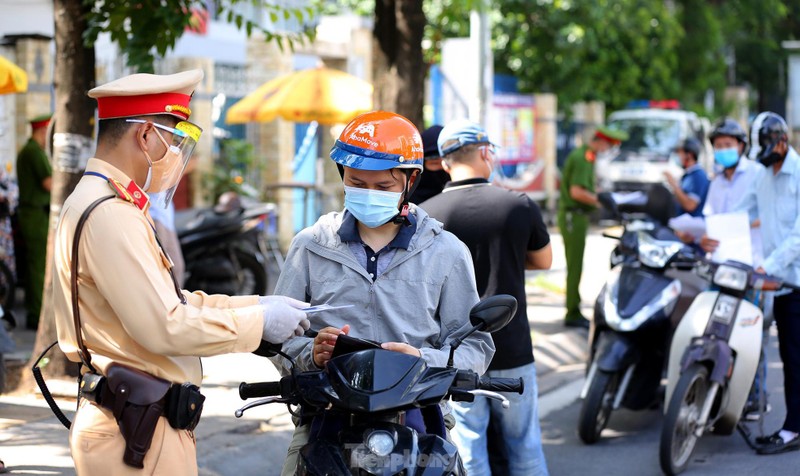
top-left (105, 178), bottom-right (136, 204)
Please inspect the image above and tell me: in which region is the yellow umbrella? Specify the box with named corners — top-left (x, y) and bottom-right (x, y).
top-left (225, 66), bottom-right (372, 125)
top-left (0, 56), bottom-right (27, 95)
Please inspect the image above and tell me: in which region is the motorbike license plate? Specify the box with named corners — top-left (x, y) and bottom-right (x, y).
top-left (711, 294), bottom-right (738, 325)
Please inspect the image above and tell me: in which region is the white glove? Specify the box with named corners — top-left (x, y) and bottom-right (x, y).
top-left (258, 295), bottom-right (311, 344)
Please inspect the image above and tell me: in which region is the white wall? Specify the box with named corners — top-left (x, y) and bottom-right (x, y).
top-left (0, 0), bottom-right (53, 37)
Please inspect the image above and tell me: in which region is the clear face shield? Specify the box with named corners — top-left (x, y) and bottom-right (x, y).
top-left (127, 119), bottom-right (202, 208)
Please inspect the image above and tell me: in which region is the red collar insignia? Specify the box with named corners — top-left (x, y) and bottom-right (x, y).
top-left (585, 149), bottom-right (596, 163)
top-left (125, 181), bottom-right (150, 211)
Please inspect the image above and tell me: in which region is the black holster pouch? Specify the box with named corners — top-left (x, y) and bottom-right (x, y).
top-left (166, 382), bottom-right (205, 431)
top-left (104, 365), bottom-right (171, 469)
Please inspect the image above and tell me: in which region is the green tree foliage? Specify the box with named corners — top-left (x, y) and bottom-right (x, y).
top-left (83, 0), bottom-right (318, 72)
top-left (673, 0), bottom-right (726, 113)
top-left (720, 0), bottom-right (800, 110)
top-left (481, 1), bottom-right (682, 111)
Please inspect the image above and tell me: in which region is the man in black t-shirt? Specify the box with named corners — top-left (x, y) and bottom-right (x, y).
top-left (421, 119), bottom-right (552, 476)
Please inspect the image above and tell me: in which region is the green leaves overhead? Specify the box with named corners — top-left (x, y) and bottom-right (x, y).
top-left (485, 0), bottom-right (684, 111)
top-left (428, 0), bottom-right (799, 114)
top-left (82, 0), bottom-right (319, 73)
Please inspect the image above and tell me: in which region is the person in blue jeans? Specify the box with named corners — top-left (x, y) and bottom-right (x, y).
top-left (664, 137), bottom-right (710, 217)
top-left (421, 119), bottom-right (553, 476)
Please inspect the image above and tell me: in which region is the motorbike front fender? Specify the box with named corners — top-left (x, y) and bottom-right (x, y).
top-left (298, 439), bottom-right (350, 475)
top-left (680, 339), bottom-right (732, 386)
top-left (595, 332), bottom-right (638, 373)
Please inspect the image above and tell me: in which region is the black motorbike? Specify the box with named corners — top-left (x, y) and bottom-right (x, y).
top-left (577, 188), bottom-right (705, 444)
top-left (176, 198), bottom-right (275, 296)
top-left (236, 295), bottom-right (524, 475)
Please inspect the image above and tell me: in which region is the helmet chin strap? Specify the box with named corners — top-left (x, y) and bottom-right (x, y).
top-left (391, 170), bottom-right (419, 226)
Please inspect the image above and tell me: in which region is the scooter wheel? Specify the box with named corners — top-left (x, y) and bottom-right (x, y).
top-left (659, 364), bottom-right (709, 475)
top-left (577, 369), bottom-right (618, 444)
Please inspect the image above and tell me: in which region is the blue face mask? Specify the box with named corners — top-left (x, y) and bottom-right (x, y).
top-left (344, 185), bottom-right (402, 228)
top-left (714, 147), bottom-right (739, 168)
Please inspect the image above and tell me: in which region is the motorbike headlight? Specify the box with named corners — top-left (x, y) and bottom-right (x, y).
top-left (637, 232), bottom-right (683, 269)
top-left (713, 264), bottom-right (749, 292)
top-left (366, 430), bottom-right (395, 457)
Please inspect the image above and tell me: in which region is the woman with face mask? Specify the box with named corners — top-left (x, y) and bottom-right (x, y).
top-left (270, 110), bottom-right (495, 476)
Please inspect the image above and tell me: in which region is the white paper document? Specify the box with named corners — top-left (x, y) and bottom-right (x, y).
top-left (705, 212), bottom-right (753, 265)
top-left (611, 191), bottom-right (647, 206)
top-left (302, 304), bottom-right (354, 314)
top-left (668, 213), bottom-right (707, 239)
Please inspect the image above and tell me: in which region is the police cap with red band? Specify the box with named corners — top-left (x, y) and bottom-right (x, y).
top-left (88, 69), bottom-right (204, 121)
top-left (29, 114), bottom-right (52, 130)
top-left (594, 125), bottom-right (629, 145)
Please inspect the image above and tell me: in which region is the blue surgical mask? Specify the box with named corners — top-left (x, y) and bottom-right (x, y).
top-left (344, 185), bottom-right (402, 228)
top-left (714, 148), bottom-right (739, 168)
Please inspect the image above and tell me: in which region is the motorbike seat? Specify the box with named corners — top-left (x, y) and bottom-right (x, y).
top-left (175, 207), bottom-right (245, 239)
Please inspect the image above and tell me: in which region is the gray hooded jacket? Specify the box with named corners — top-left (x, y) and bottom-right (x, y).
top-left (271, 205), bottom-right (495, 375)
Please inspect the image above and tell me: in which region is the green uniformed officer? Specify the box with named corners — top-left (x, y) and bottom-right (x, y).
top-left (16, 114), bottom-right (52, 329)
top-left (558, 126), bottom-right (627, 328)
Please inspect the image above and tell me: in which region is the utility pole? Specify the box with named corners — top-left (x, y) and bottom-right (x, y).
top-left (469, 0), bottom-right (492, 126)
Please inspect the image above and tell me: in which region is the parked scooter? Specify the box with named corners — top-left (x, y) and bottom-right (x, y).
top-left (236, 295), bottom-right (523, 475)
top-left (659, 261), bottom-right (797, 475)
top-left (578, 189), bottom-right (706, 444)
top-left (176, 194), bottom-right (274, 296)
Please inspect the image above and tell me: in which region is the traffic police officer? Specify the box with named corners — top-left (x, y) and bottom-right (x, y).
top-left (16, 113), bottom-right (52, 329)
top-left (558, 126), bottom-right (627, 328)
top-left (53, 70), bottom-right (310, 474)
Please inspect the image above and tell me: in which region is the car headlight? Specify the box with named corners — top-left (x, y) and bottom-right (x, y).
top-left (366, 430), bottom-right (395, 457)
top-left (713, 264), bottom-right (749, 292)
top-left (638, 232), bottom-right (683, 269)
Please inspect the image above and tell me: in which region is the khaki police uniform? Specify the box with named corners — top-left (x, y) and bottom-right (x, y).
top-left (52, 71), bottom-right (265, 475)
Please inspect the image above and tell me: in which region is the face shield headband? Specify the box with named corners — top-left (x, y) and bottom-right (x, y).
top-left (127, 119), bottom-right (202, 208)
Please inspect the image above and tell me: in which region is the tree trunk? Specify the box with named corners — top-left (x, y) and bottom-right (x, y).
top-left (17, 0), bottom-right (96, 391)
top-left (372, 0), bottom-right (426, 130)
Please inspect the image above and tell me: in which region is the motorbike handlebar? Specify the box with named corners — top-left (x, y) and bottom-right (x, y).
top-left (478, 376), bottom-right (524, 394)
top-left (239, 381), bottom-right (282, 400)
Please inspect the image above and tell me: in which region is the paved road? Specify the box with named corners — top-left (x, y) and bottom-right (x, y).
top-left (538, 324), bottom-right (798, 475)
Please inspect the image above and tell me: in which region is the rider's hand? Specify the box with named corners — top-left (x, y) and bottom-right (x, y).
top-left (674, 230), bottom-right (695, 244)
top-left (699, 235), bottom-right (719, 253)
top-left (754, 267), bottom-right (782, 291)
top-left (381, 342), bottom-right (422, 358)
top-left (663, 171), bottom-right (678, 190)
top-left (313, 325), bottom-right (350, 368)
top-left (259, 295), bottom-right (310, 344)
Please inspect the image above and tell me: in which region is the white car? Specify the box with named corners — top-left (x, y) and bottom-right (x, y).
top-left (596, 108), bottom-right (713, 192)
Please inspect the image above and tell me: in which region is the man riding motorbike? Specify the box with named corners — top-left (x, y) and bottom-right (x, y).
top-left (268, 111), bottom-right (495, 475)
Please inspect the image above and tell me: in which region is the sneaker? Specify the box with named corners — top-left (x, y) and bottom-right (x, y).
top-left (743, 402), bottom-right (772, 421)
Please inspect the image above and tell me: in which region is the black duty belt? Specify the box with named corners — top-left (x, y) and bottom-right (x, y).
top-left (82, 370), bottom-right (204, 432)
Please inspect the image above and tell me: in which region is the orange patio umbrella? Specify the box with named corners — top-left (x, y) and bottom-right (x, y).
top-left (0, 56), bottom-right (27, 95)
top-left (225, 66), bottom-right (372, 125)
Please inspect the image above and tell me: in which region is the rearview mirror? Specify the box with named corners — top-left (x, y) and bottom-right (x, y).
top-left (469, 294), bottom-right (518, 333)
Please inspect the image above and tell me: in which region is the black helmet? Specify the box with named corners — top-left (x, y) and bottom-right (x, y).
top-left (421, 125), bottom-right (444, 159)
top-left (757, 112), bottom-right (789, 165)
top-left (709, 118), bottom-right (747, 145)
top-left (675, 137), bottom-right (702, 160)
